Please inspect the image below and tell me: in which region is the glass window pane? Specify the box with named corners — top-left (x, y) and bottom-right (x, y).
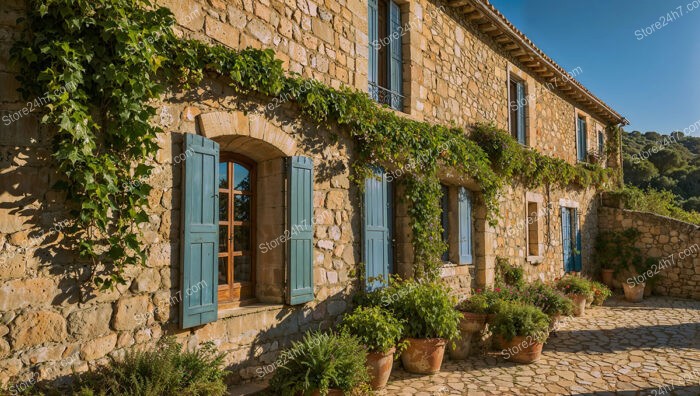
top-left (219, 193), bottom-right (229, 222)
top-left (234, 255), bottom-right (252, 282)
top-left (234, 226), bottom-right (250, 251)
top-left (219, 225), bottom-right (228, 252)
top-left (219, 162), bottom-right (228, 189)
top-left (234, 194), bottom-right (251, 221)
top-left (218, 257), bottom-right (228, 285)
top-left (233, 163), bottom-right (251, 191)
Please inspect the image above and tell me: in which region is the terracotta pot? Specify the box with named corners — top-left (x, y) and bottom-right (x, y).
top-left (486, 313), bottom-right (497, 324)
top-left (501, 335), bottom-right (544, 364)
top-left (585, 296), bottom-right (593, 308)
top-left (400, 338), bottom-right (446, 374)
top-left (644, 283), bottom-right (653, 297)
top-left (448, 331), bottom-right (473, 360)
top-left (491, 334), bottom-right (506, 350)
top-left (568, 294), bottom-right (587, 316)
top-left (459, 312), bottom-right (488, 333)
top-left (601, 269), bottom-right (614, 287)
top-left (310, 389), bottom-right (343, 396)
top-left (366, 347), bottom-right (395, 390)
top-left (623, 282), bottom-right (645, 302)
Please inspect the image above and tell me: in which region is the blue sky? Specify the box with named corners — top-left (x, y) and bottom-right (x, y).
top-left (489, 0), bottom-right (700, 135)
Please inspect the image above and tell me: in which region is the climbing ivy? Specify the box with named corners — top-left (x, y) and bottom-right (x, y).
top-left (11, 0), bottom-right (617, 285)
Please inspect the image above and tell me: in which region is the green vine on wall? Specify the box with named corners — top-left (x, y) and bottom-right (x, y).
top-left (11, 0), bottom-right (617, 286)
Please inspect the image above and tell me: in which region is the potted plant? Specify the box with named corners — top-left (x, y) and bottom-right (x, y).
top-left (451, 292), bottom-right (492, 359)
top-left (268, 331), bottom-right (370, 395)
top-left (490, 301), bottom-right (550, 364)
top-left (391, 280), bottom-right (461, 374)
top-left (556, 276), bottom-right (592, 316)
top-left (523, 281), bottom-right (574, 329)
top-left (340, 306), bottom-right (405, 390)
top-left (590, 280), bottom-right (612, 306)
top-left (595, 231), bottom-right (619, 287)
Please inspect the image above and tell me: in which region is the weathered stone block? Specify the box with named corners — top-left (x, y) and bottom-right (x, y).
top-left (80, 333), bottom-right (117, 361)
top-left (112, 295), bottom-right (151, 331)
top-left (10, 311), bottom-right (67, 349)
top-left (67, 304), bottom-right (112, 339)
top-left (0, 278), bottom-right (56, 311)
top-left (205, 16), bottom-right (240, 49)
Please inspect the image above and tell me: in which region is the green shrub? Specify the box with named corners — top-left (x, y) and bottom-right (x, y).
top-left (391, 280), bottom-right (461, 340)
top-left (590, 281), bottom-right (612, 305)
top-left (495, 257), bottom-right (525, 288)
top-left (268, 332), bottom-right (370, 395)
top-left (74, 337), bottom-right (227, 396)
top-left (490, 301), bottom-right (550, 343)
top-left (456, 293), bottom-right (490, 314)
top-left (555, 276), bottom-right (593, 298)
top-left (340, 306), bottom-right (405, 354)
top-left (523, 281), bottom-right (574, 317)
top-left (608, 186), bottom-right (700, 225)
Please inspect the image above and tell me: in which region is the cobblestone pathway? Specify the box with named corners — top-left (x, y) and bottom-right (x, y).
top-left (380, 296), bottom-right (700, 396)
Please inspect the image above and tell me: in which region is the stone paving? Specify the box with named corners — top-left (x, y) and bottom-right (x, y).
top-left (380, 296), bottom-right (700, 396)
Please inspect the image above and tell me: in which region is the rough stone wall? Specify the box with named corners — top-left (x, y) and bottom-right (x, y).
top-left (598, 207), bottom-right (700, 300)
top-left (0, 0), bottom-right (622, 387)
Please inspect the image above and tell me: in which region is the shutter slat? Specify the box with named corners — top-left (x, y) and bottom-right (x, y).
top-left (181, 134), bottom-right (219, 329)
top-left (458, 187), bottom-right (473, 264)
top-left (368, 0), bottom-right (378, 91)
top-left (574, 208), bottom-right (582, 272)
top-left (287, 156), bottom-right (314, 305)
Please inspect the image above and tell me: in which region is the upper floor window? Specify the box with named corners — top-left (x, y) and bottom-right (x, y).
top-left (509, 77), bottom-right (527, 145)
top-left (368, 0), bottom-right (404, 111)
top-left (598, 130), bottom-right (605, 156)
top-left (576, 116), bottom-right (587, 162)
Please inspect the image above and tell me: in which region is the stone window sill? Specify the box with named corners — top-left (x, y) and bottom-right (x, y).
top-left (527, 255), bottom-right (544, 264)
top-left (218, 303), bottom-right (285, 320)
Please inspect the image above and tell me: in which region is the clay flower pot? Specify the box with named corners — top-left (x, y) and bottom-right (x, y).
top-left (400, 338), bottom-right (446, 374)
top-left (491, 334), bottom-right (506, 350)
top-left (448, 331), bottom-right (473, 360)
top-left (623, 282), bottom-right (645, 302)
top-left (568, 294), bottom-right (587, 316)
top-left (501, 336), bottom-right (544, 364)
top-left (366, 347), bottom-right (395, 390)
top-left (601, 269), bottom-right (614, 288)
top-left (459, 312), bottom-right (488, 333)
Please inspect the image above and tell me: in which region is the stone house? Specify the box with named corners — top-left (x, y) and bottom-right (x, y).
top-left (0, 0), bottom-right (630, 387)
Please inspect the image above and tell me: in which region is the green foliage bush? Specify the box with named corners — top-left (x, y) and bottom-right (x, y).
top-left (73, 337), bottom-right (227, 396)
top-left (607, 186), bottom-right (700, 225)
top-left (456, 293), bottom-right (491, 314)
top-left (390, 280), bottom-right (461, 340)
top-left (522, 281), bottom-right (574, 317)
top-left (340, 306), bottom-right (405, 354)
top-left (495, 257), bottom-right (525, 288)
top-left (490, 301), bottom-right (550, 343)
top-left (555, 276), bottom-right (593, 298)
top-left (268, 332), bottom-right (370, 395)
top-left (590, 281), bottom-right (612, 305)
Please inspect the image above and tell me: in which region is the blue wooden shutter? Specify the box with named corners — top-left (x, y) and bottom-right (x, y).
top-left (363, 168), bottom-right (392, 291)
top-left (574, 208), bottom-right (582, 272)
top-left (577, 117), bottom-right (587, 161)
top-left (388, 0), bottom-right (402, 110)
top-left (561, 207), bottom-right (573, 273)
top-left (458, 187), bottom-right (473, 265)
top-left (368, 0), bottom-right (378, 98)
top-left (287, 156), bottom-right (314, 305)
top-left (516, 81), bottom-right (526, 145)
top-left (180, 134), bottom-right (219, 329)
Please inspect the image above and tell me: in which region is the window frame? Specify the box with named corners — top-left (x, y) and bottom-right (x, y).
top-left (509, 75), bottom-right (528, 145)
top-left (218, 152), bottom-right (257, 306)
top-left (576, 115), bottom-right (588, 162)
top-left (440, 184), bottom-right (450, 262)
top-left (368, 0), bottom-right (405, 111)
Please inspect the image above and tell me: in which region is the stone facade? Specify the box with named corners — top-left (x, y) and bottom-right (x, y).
top-left (0, 0), bottom-right (626, 387)
top-left (598, 207), bottom-right (700, 300)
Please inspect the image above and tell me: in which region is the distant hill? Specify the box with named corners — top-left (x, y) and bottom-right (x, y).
top-left (622, 130), bottom-right (700, 212)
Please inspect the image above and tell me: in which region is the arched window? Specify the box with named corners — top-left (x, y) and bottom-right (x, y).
top-left (218, 153), bottom-right (256, 304)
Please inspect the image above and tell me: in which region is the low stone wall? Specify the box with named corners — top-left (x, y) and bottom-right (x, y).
top-left (598, 207), bottom-right (700, 299)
